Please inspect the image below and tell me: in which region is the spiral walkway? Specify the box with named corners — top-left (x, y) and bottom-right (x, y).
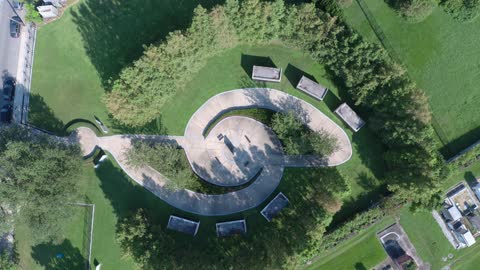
top-left (72, 88), bottom-right (352, 216)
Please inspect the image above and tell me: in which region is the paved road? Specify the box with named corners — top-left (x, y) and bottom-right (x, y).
top-left (0, 0), bottom-right (20, 80)
top-left (72, 88), bottom-right (353, 216)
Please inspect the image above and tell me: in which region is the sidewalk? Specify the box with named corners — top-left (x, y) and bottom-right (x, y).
top-left (13, 21), bottom-right (36, 124)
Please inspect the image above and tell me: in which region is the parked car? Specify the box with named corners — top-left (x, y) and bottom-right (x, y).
top-left (0, 105), bottom-right (12, 123)
top-left (3, 78), bottom-right (15, 101)
top-left (12, 1), bottom-right (24, 10)
top-left (10, 16), bottom-right (21, 38)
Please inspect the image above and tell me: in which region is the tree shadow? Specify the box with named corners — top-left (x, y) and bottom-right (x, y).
top-left (284, 63), bottom-right (315, 88)
top-left (28, 93), bottom-right (64, 134)
top-left (108, 114), bottom-right (168, 135)
top-left (464, 171), bottom-right (478, 186)
top-left (240, 54), bottom-right (276, 78)
top-left (31, 239), bottom-right (86, 270)
top-left (354, 262), bottom-right (367, 270)
top-left (71, 0), bottom-right (222, 88)
top-left (328, 185), bottom-right (390, 230)
top-left (440, 126), bottom-right (480, 160)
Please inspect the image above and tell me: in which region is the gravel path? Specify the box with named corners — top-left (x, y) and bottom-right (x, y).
top-left (73, 88), bottom-right (352, 216)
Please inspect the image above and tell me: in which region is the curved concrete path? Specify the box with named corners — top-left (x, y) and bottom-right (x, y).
top-left (73, 88), bottom-right (352, 216)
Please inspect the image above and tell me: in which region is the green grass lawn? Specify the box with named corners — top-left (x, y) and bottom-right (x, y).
top-left (343, 1), bottom-right (480, 157)
top-left (13, 155), bottom-right (358, 269)
top-left (29, 1), bottom-right (388, 225)
top-left (305, 217), bottom-right (393, 270)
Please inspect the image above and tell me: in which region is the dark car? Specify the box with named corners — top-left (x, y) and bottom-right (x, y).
top-left (0, 105), bottom-right (13, 123)
top-left (10, 16), bottom-right (21, 38)
top-left (12, 1), bottom-right (24, 10)
top-left (3, 78), bottom-right (15, 101)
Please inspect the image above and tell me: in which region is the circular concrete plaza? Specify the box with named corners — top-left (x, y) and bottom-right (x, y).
top-left (73, 88), bottom-right (353, 216)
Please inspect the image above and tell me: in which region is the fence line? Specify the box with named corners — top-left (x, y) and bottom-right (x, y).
top-left (71, 202), bottom-right (95, 270)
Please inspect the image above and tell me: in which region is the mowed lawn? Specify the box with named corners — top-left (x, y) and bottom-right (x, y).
top-left (305, 217), bottom-right (392, 270)
top-left (15, 155), bottom-right (374, 270)
top-left (29, 4), bottom-right (108, 134)
top-left (344, 0), bottom-right (480, 156)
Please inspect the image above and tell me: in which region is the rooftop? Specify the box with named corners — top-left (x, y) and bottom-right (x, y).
top-left (252, 65), bottom-right (282, 82)
top-left (334, 103), bottom-right (365, 132)
top-left (216, 220), bottom-right (247, 237)
top-left (261, 192), bottom-right (289, 222)
top-left (166, 215), bottom-right (200, 236)
top-left (296, 76), bottom-right (328, 101)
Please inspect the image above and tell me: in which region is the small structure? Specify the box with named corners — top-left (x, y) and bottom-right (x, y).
top-left (252, 65), bottom-right (282, 82)
top-left (334, 103), bottom-right (365, 132)
top-left (37, 5), bottom-right (58, 18)
top-left (166, 215), bottom-right (200, 236)
top-left (442, 205), bottom-right (462, 223)
top-left (44, 0), bottom-right (66, 8)
top-left (261, 192), bottom-right (289, 222)
top-left (452, 224), bottom-right (476, 247)
top-left (436, 182), bottom-right (480, 249)
top-left (447, 183), bottom-right (479, 212)
top-left (296, 76), bottom-right (328, 101)
top-left (216, 219), bottom-right (247, 237)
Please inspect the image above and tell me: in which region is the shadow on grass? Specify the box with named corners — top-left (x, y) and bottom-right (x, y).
top-left (107, 114), bottom-right (168, 135)
top-left (71, 0), bottom-right (222, 88)
top-left (284, 63), bottom-right (316, 88)
top-left (440, 126), bottom-right (480, 160)
top-left (28, 93), bottom-right (64, 134)
top-left (240, 54), bottom-right (276, 78)
top-left (63, 118), bottom-right (101, 135)
top-left (31, 239), bottom-right (86, 270)
top-left (354, 262), bottom-right (367, 270)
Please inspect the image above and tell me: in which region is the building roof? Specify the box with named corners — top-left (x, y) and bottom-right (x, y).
top-left (447, 184), bottom-right (467, 198)
top-left (334, 103), bottom-right (365, 132)
top-left (296, 76), bottom-right (328, 101)
top-left (216, 219), bottom-right (247, 237)
top-left (252, 65), bottom-right (282, 82)
top-left (166, 215), bottom-right (200, 236)
top-left (458, 228), bottom-right (476, 247)
top-left (261, 192), bottom-right (289, 222)
top-left (447, 206), bottom-right (463, 222)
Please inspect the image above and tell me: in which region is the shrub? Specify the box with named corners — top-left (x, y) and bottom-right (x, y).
top-left (386, 0), bottom-right (437, 22)
top-left (338, 0), bottom-right (354, 9)
top-left (440, 0), bottom-right (480, 21)
top-left (271, 111), bottom-right (338, 156)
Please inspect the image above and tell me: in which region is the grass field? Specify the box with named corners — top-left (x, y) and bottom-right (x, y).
top-left (343, 1), bottom-right (480, 157)
top-left (14, 155), bottom-right (365, 269)
top-left (305, 217), bottom-right (393, 270)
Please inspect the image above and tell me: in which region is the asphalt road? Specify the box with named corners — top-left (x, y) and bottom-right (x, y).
top-left (0, 0), bottom-right (20, 80)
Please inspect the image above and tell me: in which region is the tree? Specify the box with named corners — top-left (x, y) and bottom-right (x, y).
top-left (440, 0), bottom-right (480, 21)
top-left (386, 0), bottom-right (437, 22)
top-left (0, 249), bottom-right (17, 270)
top-left (0, 126), bottom-right (82, 241)
top-left (271, 111), bottom-right (338, 156)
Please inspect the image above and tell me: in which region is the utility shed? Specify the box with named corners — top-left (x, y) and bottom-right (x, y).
top-left (296, 76), bottom-right (328, 101)
top-left (167, 215), bottom-right (200, 236)
top-left (37, 5), bottom-right (58, 18)
top-left (252, 65), bottom-right (282, 82)
top-left (216, 220), bottom-right (247, 237)
top-left (261, 192), bottom-right (289, 222)
top-left (335, 103), bottom-right (365, 132)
